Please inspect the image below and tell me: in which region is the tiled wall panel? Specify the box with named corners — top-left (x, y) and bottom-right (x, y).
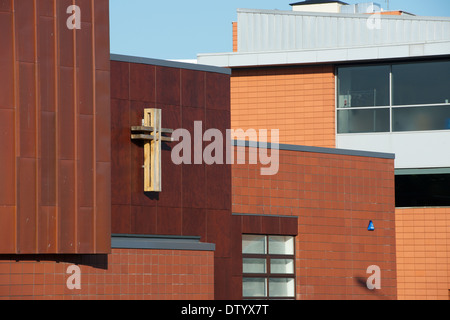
top-left (110, 59), bottom-right (232, 298)
top-left (232, 147), bottom-right (397, 300)
top-left (231, 66), bottom-right (336, 148)
top-left (0, 249), bottom-right (214, 300)
top-left (396, 207), bottom-right (450, 300)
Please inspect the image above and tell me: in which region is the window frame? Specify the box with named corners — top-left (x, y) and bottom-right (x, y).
top-left (242, 235), bottom-right (296, 300)
top-left (336, 59), bottom-right (450, 134)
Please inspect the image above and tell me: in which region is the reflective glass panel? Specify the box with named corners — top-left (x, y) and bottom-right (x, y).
top-left (338, 65), bottom-right (390, 108)
top-left (243, 278), bottom-right (267, 298)
top-left (270, 259), bottom-right (294, 274)
top-left (393, 61), bottom-right (450, 106)
top-left (242, 235), bottom-right (266, 254)
top-left (268, 236), bottom-right (294, 255)
top-left (337, 108), bottom-right (390, 133)
top-left (269, 278), bottom-right (295, 298)
top-left (393, 105), bottom-right (450, 132)
top-left (243, 259), bottom-right (266, 274)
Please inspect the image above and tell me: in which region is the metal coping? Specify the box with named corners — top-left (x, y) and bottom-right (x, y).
top-left (232, 140), bottom-right (395, 160)
top-left (395, 168), bottom-right (450, 176)
top-left (111, 234), bottom-right (216, 252)
top-left (233, 213), bottom-right (298, 219)
top-left (110, 54), bottom-right (231, 75)
top-left (236, 8), bottom-right (450, 21)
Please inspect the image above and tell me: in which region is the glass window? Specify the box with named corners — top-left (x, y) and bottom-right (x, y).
top-left (269, 278), bottom-right (295, 298)
top-left (268, 236), bottom-right (294, 255)
top-left (243, 278), bottom-right (267, 298)
top-left (242, 235), bottom-right (266, 254)
top-left (243, 258), bottom-right (266, 274)
top-left (393, 105), bottom-right (450, 132)
top-left (337, 108), bottom-right (390, 133)
top-left (337, 60), bottom-right (450, 134)
top-left (393, 61), bottom-right (450, 106)
top-left (338, 65), bottom-right (390, 108)
top-left (270, 259), bottom-right (294, 274)
top-left (242, 235), bottom-right (296, 300)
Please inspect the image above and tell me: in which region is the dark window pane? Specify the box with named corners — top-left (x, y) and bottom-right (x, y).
top-left (396, 174), bottom-right (450, 207)
top-left (338, 108), bottom-right (390, 133)
top-left (393, 105), bottom-right (450, 132)
top-left (393, 61), bottom-right (450, 106)
top-left (338, 65), bottom-right (390, 108)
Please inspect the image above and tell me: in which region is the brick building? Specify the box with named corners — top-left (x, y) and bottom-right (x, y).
top-left (198, 1), bottom-right (450, 300)
top-left (0, 0), bottom-right (397, 300)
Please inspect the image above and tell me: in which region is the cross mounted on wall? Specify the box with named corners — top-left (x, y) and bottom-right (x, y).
top-left (131, 109), bottom-right (174, 193)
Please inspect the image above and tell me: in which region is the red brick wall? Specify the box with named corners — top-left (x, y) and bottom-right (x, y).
top-left (0, 249), bottom-right (214, 300)
top-left (232, 147), bottom-right (397, 300)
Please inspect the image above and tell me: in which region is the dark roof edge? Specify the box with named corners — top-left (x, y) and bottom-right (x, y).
top-left (110, 53), bottom-right (231, 75)
top-left (111, 234), bottom-right (216, 251)
top-left (233, 140), bottom-right (395, 160)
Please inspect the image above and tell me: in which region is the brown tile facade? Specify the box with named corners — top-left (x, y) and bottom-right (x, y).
top-left (0, 249), bottom-right (214, 300)
top-left (232, 146), bottom-right (397, 300)
top-left (110, 59), bottom-right (232, 237)
top-left (0, 0), bottom-right (401, 301)
top-left (0, 0), bottom-right (111, 255)
top-left (110, 58), bottom-right (233, 299)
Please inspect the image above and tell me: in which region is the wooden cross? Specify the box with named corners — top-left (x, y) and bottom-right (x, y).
top-left (131, 109), bottom-right (174, 192)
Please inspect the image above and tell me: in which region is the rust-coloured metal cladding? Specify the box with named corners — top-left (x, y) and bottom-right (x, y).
top-left (0, 0), bottom-right (111, 254)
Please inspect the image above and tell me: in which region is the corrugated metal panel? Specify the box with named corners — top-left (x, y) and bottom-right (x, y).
top-left (0, 0), bottom-right (111, 255)
top-left (237, 9), bottom-right (450, 53)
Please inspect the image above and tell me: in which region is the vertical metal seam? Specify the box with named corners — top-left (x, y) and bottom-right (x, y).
top-left (91, 0), bottom-right (97, 253)
top-left (12, 0), bottom-right (18, 254)
top-left (72, 0), bottom-right (78, 253)
top-left (53, 0), bottom-right (59, 253)
top-left (33, 0), bottom-right (39, 253)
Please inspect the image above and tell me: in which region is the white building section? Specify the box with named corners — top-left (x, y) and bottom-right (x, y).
top-left (337, 131), bottom-right (450, 169)
top-left (197, 6), bottom-right (450, 171)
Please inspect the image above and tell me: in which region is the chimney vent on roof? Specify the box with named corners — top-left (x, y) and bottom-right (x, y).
top-left (340, 2), bottom-right (382, 14)
top-left (290, 0), bottom-right (349, 13)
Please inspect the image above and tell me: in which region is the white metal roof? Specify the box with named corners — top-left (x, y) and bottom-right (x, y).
top-left (197, 8), bottom-right (450, 68)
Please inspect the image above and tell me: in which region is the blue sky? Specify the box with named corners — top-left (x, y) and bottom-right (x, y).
top-left (110, 0), bottom-right (450, 60)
